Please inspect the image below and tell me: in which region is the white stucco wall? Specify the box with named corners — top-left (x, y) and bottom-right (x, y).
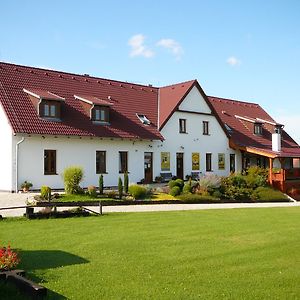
top-left (178, 86), bottom-right (211, 114)
top-left (17, 136), bottom-right (155, 190)
top-left (156, 86), bottom-right (239, 178)
top-left (0, 104), bottom-right (13, 191)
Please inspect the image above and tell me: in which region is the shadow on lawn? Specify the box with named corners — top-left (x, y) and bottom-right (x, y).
top-left (17, 250), bottom-right (89, 299)
top-left (19, 250), bottom-right (89, 271)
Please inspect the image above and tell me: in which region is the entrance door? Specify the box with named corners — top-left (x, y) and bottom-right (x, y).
top-left (144, 152), bottom-right (153, 183)
top-left (176, 153), bottom-right (184, 179)
top-left (230, 154), bottom-right (235, 173)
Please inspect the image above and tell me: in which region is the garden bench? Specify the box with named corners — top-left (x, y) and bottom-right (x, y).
top-left (160, 172), bottom-right (173, 182)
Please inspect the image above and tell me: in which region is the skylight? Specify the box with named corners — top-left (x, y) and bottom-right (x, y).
top-left (224, 123), bottom-right (232, 132)
top-left (137, 114), bottom-right (151, 125)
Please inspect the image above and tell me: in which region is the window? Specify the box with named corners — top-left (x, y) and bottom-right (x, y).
top-left (179, 119), bottom-right (187, 133)
top-left (93, 106), bottom-right (109, 122)
top-left (230, 154), bottom-right (235, 173)
top-left (203, 121), bottom-right (209, 135)
top-left (254, 123), bottom-right (263, 135)
top-left (96, 151), bottom-right (106, 174)
top-left (206, 153), bottom-right (212, 171)
top-left (119, 151), bottom-right (128, 173)
top-left (42, 101), bottom-right (60, 118)
top-left (44, 150), bottom-right (56, 175)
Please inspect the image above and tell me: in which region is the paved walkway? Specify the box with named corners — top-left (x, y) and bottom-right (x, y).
top-left (0, 192), bottom-right (299, 218)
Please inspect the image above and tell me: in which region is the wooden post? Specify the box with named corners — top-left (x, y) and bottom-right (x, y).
top-left (269, 158), bottom-right (273, 185)
top-left (99, 201), bottom-right (102, 215)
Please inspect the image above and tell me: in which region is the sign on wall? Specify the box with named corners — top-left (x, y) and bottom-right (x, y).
top-left (161, 152), bottom-right (170, 171)
top-left (218, 153), bottom-right (225, 170)
top-left (192, 152), bottom-right (200, 170)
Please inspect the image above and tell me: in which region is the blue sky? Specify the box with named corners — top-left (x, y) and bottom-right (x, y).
top-left (1, 0), bottom-right (299, 143)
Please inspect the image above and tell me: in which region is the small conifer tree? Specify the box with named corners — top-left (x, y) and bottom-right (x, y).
top-left (124, 172), bottom-right (129, 194)
top-left (99, 174), bottom-right (104, 195)
top-left (118, 177), bottom-right (123, 199)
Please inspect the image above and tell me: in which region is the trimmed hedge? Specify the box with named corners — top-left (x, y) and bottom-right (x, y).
top-left (128, 185), bottom-right (147, 200)
top-left (255, 187), bottom-right (289, 202)
top-left (170, 186), bottom-right (181, 196)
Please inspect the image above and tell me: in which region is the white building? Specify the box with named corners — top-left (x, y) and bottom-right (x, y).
top-left (0, 62), bottom-right (299, 192)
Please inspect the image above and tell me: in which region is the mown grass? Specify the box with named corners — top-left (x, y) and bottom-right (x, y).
top-left (1, 208), bottom-right (299, 299)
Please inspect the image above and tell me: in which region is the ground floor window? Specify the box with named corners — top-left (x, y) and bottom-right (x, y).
top-left (119, 151), bottom-right (128, 173)
top-left (206, 153), bottom-right (212, 171)
top-left (230, 154), bottom-right (235, 173)
top-left (96, 151), bottom-right (106, 174)
top-left (44, 150), bottom-right (56, 175)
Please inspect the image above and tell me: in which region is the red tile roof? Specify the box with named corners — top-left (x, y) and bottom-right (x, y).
top-left (0, 62), bottom-right (162, 140)
top-left (159, 80), bottom-right (197, 129)
top-left (208, 96), bottom-right (300, 158)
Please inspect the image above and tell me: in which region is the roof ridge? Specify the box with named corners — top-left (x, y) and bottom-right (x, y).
top-left (0, 61), bottom-right (159, 90)
top-left (160, 79), bottom-right (196, 89)
top-left (208, 95), bottom-right (260, 106)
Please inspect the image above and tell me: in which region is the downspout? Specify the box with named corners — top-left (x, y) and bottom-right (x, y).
top-left (15, 136), bottom-right (25, 193)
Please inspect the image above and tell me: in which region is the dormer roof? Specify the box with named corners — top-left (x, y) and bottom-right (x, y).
top-left (74, 95), bottom-right (113, 106)
top-left (23, 88), bottom-right (65, 101)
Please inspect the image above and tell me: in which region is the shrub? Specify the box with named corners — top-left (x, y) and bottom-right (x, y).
top-left (118, 177), bottom-right (123, 199)
top-left (168, 179), bottom-right (184, 191)
top-left (124, 172), bottom-right (129, 194)
top-left (62, 166), bottom-right (84, 194)
top-left (128, 184), bottom-right (147, 199)
top-left (87, 185), bottom-right (97, 198)
top-left (175, 179), bottom-right (184, 189)
top-left (255, 187), bottom-right (288, 202)
top-left (182, 183), bottom-right (192, 194)
top-left (99, 175), bottom-right (104, 195)
top-left (107, 190), bottom-right (118, 199)
top-left (41, 186), bottom-right (51, 201)
top-left (177, 194), bottom-right (220, 203)
top-left (168, 180), bottom-right (177, 189)
top-left (21, 181), bottom-right (33, 191)
top-left (0, 245), bottom-right (20, 271)
top-left (245, 166), bottom-right (268, 188)
top-left (199, 175), bottom-right (221, 195)
top-left (170, 186), bottom-right (181, 197)
top-left (155, 176), bottom-right (162, 183)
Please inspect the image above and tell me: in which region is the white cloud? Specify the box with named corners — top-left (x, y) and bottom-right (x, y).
top-left (128, 34), bottom-right (154, 58)
top-left (227, 56), bottom-right (241, 66)
top-left (157, 38), bottom-right (183, 60)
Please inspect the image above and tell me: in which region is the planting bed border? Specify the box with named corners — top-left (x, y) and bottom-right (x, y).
top-left (0, 269), bottom-right (47, 299)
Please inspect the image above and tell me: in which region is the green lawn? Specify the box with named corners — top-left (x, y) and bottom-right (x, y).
top-left (1, 208), bottom-right (300, 299)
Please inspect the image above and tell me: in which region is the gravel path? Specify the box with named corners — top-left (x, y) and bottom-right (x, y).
top-left (0, 192), bottom-right (299, 218)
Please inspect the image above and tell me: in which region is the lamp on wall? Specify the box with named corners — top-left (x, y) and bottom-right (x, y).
top-left (180, 146), bottom-right (184, 150)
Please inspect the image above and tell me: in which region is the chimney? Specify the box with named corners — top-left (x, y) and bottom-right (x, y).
top-left (272, 125), bottom-right (282, 152)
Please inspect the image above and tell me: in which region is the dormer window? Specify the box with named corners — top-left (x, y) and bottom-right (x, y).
top-left (23, 88), bottom-right (64, 120)
top-left (137, 114), bottom-right (151, 125)
top-left (74, 95), bottom-right (113, 124)
top-left (254, 123), bottom-right (263, 135)
top-left (93, 106), bottom-right (109, 122)
top-left (42, 101), bottom-right (60, 118)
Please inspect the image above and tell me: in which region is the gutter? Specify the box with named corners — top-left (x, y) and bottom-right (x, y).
top-left (15, 136), bottom-right (25, 193)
